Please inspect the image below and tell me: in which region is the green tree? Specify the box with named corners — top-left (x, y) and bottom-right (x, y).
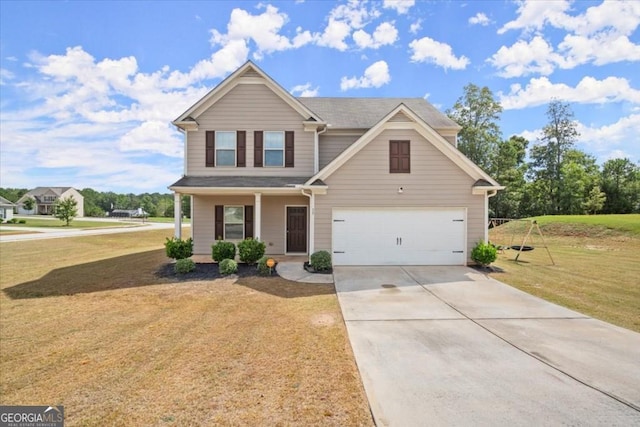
top-left (489, 135), bottom-right (528, 218)
top-left (558, 150), bottom-right (600, 214)
top-left (22, 197), bottom-right (35, 212)
top-left (601, 158), bottom-right (639, 213)
top-left (141, 195), bottom-right (157, 217)
top-left (54, 196), bottom-right (78, 226)
top-left (582, 185), bottom-right (606, 215)
top-left (446, 83), bottom-right (503, 171)
top-left (0, 188), bottom-right (28, 203)
top-left (528, 100), bottom-right (579, 214)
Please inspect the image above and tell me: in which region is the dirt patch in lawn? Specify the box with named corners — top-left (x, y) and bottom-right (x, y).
top-left (0, 230), bottom-right (373, 425)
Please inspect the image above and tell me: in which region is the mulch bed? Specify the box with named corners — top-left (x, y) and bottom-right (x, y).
top-left (156, 262), bottom-right (277, 281)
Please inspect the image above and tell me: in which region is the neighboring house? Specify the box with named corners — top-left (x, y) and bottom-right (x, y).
top-left (16, 187), bottom-right (85, 217)
top-left (169, 61), bottom-right (502, 266)
top-left (0, 196), bottom-right (15, 221)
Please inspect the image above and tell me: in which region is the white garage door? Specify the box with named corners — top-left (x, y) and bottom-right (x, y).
top-left (332, 208), bottom-right (466, 266)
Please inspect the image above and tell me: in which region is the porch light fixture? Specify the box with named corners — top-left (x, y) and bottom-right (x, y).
top-left (398, 187), bottom-right (404, 194)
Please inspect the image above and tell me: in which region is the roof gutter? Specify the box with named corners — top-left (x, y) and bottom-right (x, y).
top-left (314, 125), bottom-right (328, 174)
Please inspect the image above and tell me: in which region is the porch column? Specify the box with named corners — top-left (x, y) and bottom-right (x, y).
top-left (309, 192), bottom-right (315, 255)
top-left (254, 193), bottom-right (262, 240)
top-left (174, 193), bottom-right (182, 239)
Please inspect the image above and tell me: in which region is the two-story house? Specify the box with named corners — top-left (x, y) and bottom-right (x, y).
top-left (16, 187), bottom-right (85, 217)
top-left (170, 61), bottom-right (502, 266)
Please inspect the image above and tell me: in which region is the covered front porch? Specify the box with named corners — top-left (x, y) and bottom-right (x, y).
top-left (170, 176), bottom-right (327, 257)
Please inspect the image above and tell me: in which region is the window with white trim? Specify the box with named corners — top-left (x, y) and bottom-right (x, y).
top-left (224, 206), bottom-right (244, 239)
top-left (264, 131), bottom-right (284, 167)
top-left (216, 131), bottom-right (236, 166)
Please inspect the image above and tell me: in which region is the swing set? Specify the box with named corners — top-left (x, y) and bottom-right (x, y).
top-left (488, 218), bottom-right (555, 265)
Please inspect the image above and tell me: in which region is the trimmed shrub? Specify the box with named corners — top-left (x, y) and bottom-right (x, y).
top-left (211, 240), bottom-right (236, 262)
top-left (257, 256), bottom-right (276, 276)
top-left (219, 258), bottom-right (238, 275)
top-left (238, 238), bottom-right (266, 265)
top-left (471, 240), bottom-right (497, 266)
top-left (310, 250), bottom-right (332, 271)
top-left (164, 237), bottom-right (193, 260)
top-left (174, 258), bottom-right (196, 274)
top-left (18, 219), bottom-right (26, 224)
top-left (8, 218), bottom-right (19, 224)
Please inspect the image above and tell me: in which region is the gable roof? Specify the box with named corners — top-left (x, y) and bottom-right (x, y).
top-left (0, 196), bottom-right (16, 206)
top-left (173, 61), bottom-right (323, 129)
top-left (298, 97), bottom-right (460, 130)
top-left (26, 187), bottom-right (73, 197)
top-left (308, 103), bottom-right (501, 190)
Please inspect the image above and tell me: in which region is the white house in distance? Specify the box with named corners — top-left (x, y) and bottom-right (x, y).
top-left (16, 187), bottom-right (85, 217)
top-left (0, 196), bottom-right (16, 221)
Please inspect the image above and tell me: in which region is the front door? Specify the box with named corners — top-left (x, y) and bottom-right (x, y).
top-left (286, 206), bottom-right (307, 253)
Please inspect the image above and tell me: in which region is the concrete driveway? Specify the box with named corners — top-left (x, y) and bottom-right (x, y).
top-left (334, 266), bottom-right (640, 426)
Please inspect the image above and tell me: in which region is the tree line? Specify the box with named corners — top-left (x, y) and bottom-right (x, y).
top-left (447, 84), bottom-right (639, 218)
top-left (0, 188), bottom-right (191, 218)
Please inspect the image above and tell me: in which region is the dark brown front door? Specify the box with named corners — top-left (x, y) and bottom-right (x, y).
top-left (286, 206), bottom-right (307, 253)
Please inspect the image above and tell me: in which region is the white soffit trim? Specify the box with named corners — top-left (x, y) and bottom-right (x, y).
top-left (308, 104), bottom-right (499, 187)
top-left (173, 61), bottom-right (322, 125)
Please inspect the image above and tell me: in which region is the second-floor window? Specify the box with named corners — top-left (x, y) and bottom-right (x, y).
top-left (264, 131), bottom-right (284, 167)
top-left (216, 131), bottom-right (236, 167)
top-left (43, 196), bottom-right (56, 202)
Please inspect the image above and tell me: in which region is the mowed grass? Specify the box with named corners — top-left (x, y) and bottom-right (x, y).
top-left (0, 230), bottom-right (372, 426)
top-left (489, 214), bottom-right (640, 332)
top-left (0, 217), bottom-right (137, 229)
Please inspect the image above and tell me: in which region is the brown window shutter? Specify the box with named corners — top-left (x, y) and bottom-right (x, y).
top-left (237, 131), bottom-right (246, 167)
top-left (215, 205), bottom-right (224, 240)
top-left (244, 205), bottom-right (254, 239)
top-left (206, 131), bottom-right (215, 167)
top-left (390, 140), bottom-right (410, 173)
top-left (254, 131), bottom-right (263, 167)
top-left (285, 131), bottom-right (294, 168)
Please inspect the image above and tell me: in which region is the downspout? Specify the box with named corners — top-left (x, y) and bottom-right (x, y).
top-left (485, 190), bottom-right (498, 242)
top-left (314, 126), bottom-right (328, 174)
top-left (301, 188), bottom-right (315, 261)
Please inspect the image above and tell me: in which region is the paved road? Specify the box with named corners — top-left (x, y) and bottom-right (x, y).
top-left (0, 220), bottom-right (179, 242)
top-left (334, 266), bottom-right (640, 426)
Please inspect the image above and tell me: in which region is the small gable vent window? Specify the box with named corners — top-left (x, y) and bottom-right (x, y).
top-left (390, 140), bottom-right (410, 173)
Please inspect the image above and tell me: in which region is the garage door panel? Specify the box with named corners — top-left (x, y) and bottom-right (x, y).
top-left (332, 208), bottom-right (466, 266)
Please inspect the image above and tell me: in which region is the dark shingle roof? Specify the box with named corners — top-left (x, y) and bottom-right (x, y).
top-left (170, 176), bottom-right (312, 188)
top-left (296, 97), bottom-right (459, 129)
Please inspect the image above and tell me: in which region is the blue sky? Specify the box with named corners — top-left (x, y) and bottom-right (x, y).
top-left (1, 0), bottom-right (638, 193)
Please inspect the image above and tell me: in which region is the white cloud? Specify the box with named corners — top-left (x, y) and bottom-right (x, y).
top-left (0, 68), bottom-right (15, 85)
top-left (494, 0), bottom-right (640, 74)
top-left (409, 20), bottom-right (422, 34)
top-left (383, 0), bottom-right (415, 15)
top-left (409, 37), bottom-right (469, 70)
top-left (489, 35), bottom-right (564, 77)
top-left (498, 0), bottom-right (572, 35)
top-left (469, 12), bottom-right (490, 26)
top-left (118, 121), bottom-right (183, 158)
top-left (559, 33), bottom-right (640, 67)
top-left (499, 76), bottom-right (640, 109)
top-left (340, 60), bottom-right (390, 90)
top-left (290, 83), bottom-right (319, 97)
top-left (317, 0), bottom-right (381, 51)
top-left (353, 22), bottom-right (398, 49)
top-left (209, 5), bottom-right (312, 61)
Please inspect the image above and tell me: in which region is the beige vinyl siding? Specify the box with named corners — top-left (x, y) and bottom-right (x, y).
top-left (61, 188), bottom-right (85, 217)
top-left (187, 83), bottom-right (314, 176)
top-left (262, 196), bottom-right (308, 254)
top-left (192, 194), bottom-right (308, 255)
top-left (314, 128), bottom-right (485, 262)
top-left (319, 134), bottom-right (361, 169)
top-left (389, 111), bottom-right (411, 122)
